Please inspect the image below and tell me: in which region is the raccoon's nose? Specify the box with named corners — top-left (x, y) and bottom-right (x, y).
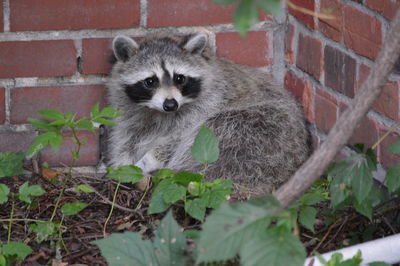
top-left (163, 98), bottom-right (178, 112)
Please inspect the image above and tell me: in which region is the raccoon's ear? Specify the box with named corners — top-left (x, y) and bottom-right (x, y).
top-left (182, 33), bottom-right (208, 54)
top-left (112, 35), bottom-right (139, 62)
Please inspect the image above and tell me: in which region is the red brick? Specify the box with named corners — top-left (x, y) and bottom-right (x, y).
top-left (315, 88), bottom-right (337, 132)
top-left (378, 126), bottom-right (400, 168)
top-left (216, 31), bottom-right (271, 67)
top-left (41, 130), bottom-right (99, 166)
top-left (10, 85), bottom-right (106, 124)
top-left (0, 2), bottom-right (3, 32)
top-left (148, 0), bottom-right (235, 27)
top-left (284, 71), bottom-right (314, 123)
top-left (0, 41), bottom-right (76, 78)
top-left (288, 0), bottom-right (316, 29)
top-left (0, 131), bottom-right (36, 153)
top-left (358, 64), bottom-right (399, 121)
top-left (343, 6), bottom-right (383, 60)
top-left (366, 0), bottom-right (400, 20)
top-left (324, 45), bottom-right (356, 98)
top-left (319, 0), bottom-right (344, 43)
top-left (10, 0), bottom-right (140, 31)
top-left (296, 34), bottom-right (322, 80)
top-left (82, 38), bottom-right (114, 75)
top-left (0, 88), bottom-right (4, 124)
top-left (285, 23), bottom-right (295, 64)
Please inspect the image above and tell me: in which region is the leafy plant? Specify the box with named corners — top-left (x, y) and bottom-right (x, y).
top-left (316, 250), bottom-right (363, 266)
top-left (94, 211), bottom-right (187, 266)
top-left (0, 152), bottom-right (24, 178)
top-left (148, 126), bottom-right (232, 221)
top-left (0, 242), bottom-right (33, 266)
top-left (211, 0), bottom-right (282, 35)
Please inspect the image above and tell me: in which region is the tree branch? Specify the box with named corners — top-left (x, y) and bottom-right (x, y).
top-left (276, 10), bottom-right (400, 208)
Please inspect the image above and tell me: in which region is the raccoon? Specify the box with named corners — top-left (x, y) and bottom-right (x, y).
top-left (106, 33), bottom-right (309, 194)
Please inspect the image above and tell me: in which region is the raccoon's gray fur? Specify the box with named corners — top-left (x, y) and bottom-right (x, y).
top-left (106, 33), bottom-right (309, 194)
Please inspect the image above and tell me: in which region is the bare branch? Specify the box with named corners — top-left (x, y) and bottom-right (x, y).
top-left (276, 10), bottom-right (400, 208)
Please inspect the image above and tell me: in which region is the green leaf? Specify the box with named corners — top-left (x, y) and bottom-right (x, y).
top-left (239, 226), bottom-right (306, 266)
top-left (0, 184), bottom-right (10, 204)
top-left (1, 242), bottom-right (32, 260)
top-left (351, 156), bottom-right (373, 203)
top-left (202, 180), bottom-right (233, 208)
top-left (197, 198), bottom-right (279, 263)
top-left (300, 192), bottom-right (325, 206)
top-left (255, 0), bottom-right (282, 15)
top-left (37, 109), bottom-right (64, 120)
top-left (74, 184), bottom-right (95, 193)
top-left (173, 171), bottom-right (203, 186)
top-left (365, 148), bottom-right (378, 171)
top-left (29, 221), bottom-right (57, 243)
top-left (185, 198), bottom-right (207, 221)
top-left (234, 0), bottom-right (258, 36)
top-left (49, 119), bottom-right (67, 126)
top-left (187, 181), bottom-right (205, 197)
top-left (153, 211), bottom-right (187, 266)
top-left (99, 106), bottom-right (121, 118)
top-left (191, 126), bottom-right (220, 164)
top-left (94, 232), bottom-right (157, 266)
top-left (0, 152), bottom-right (24, 178)
top-left (49, 134), bottom-right (63, 152)
top-left (28, 118), bottom-right (57, 131)
top-left (299, 206), bottom-right (317, 232)
top-left (369, 262), bottom-right (391, 266)
top-left (75, 118), bottom-right (94, 132)
top-left (106, 165), bottom-right (144, 183)
top-left (388, 141), bottom-right (400, 155)
top-left (148, 190), bottom-right (170, 214)
top-left (92, 117), bottom-right (116, 126)
top-left (354, 200), bottom-right (373, 220)
top-left (152, 179), bottom-right (186, 204)
top-left (210, 0), bottom-right (236, 5)
top-left (0, 255), bottom-right (5, 266)
top-left (18, 182), bottom-right (45, 204)
top-left (61, 202), bottom-right (89, 216)
top-left (386, 163), bottom-right (400, 193)
top-left (91, 103), bottom-right (100, 118)
top-left (26, 132), bottom-right (58, 158)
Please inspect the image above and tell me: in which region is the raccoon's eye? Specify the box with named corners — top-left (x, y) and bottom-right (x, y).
top-left (173, 74), bottom-right (186, 86)
top-left (143, 77), bottom-right (158, 88)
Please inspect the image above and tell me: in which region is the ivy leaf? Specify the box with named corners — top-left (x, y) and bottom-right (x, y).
top-left (106, 165), bottom-right (144, 183)
top-left (0, 184), bottom-right (10, 204)
top-left (94, 232), bottom-right (156, 265)
top-left (234, 0), bottom-right (258, 36)
top-left (239, 226), bottom-right (306, 266)
top-left (61, 202), bottom-right (89, 216)
top-left (388, 141), bottom-right (400, 155)
top-left (37, 109), bottom-right (64, 120)
top-left (153, 211), bottom-right (187, 265)
top-left (18, 182), bottom-right (45, 204)
top-left (299, 206), bottom-right (317, 232)
top-left (197, 198), bottom-right (279, 263)
top-left (191, 126), bottom-right (220, 164)
top-left (386, 163), bottom-right (400, 193)
top-left (185, 198), bottom-right (207, 221)
top-left (0, 151), bottom-right (24, 178)
top-left (1, 242), bottom-right (33, 260)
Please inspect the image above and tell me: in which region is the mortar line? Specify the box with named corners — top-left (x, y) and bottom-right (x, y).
top-left (140, 0), bottom-right (147, 28)
top-left (4, 85), bottom-right (11, 124)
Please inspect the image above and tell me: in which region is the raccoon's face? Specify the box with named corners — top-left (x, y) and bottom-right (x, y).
top-left (112, 34), bottom-right (209, 113)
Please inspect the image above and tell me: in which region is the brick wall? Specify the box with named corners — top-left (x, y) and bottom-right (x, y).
top-left (0, 0), bottom-right (280, 167)
top-left (0, 0), bottom-right (398, 170)
top-left (284, 0), bottom-right (400, 168)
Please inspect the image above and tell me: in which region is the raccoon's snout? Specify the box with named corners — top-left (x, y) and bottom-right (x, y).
top-left (163, 98), bottom-right (178, 112)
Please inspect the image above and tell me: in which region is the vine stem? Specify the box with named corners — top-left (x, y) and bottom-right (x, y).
top-left (7, 196), bottom-right (15, 243)
top-left (0, 218), bottom-right (48, 223)
top-left (103, 182), bottom-right (121, 237)
top-left (134, 181), bottom-right (150, 211)
top-left (371, 127), bottom-right (395, 150)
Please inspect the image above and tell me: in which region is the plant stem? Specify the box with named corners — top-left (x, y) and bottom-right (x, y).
top-left (134, 182), bottom-right (150, 211)
top-left (0, 218), bottom-right (48, 223)
top-left (103, 182), bottom-right (121, 236)
top-left (58, 215), bottom-right (69, 254)
top-left (372, 127), bottom-right (395, 150)
top-left (7, 195), bottom-right (15, 243)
